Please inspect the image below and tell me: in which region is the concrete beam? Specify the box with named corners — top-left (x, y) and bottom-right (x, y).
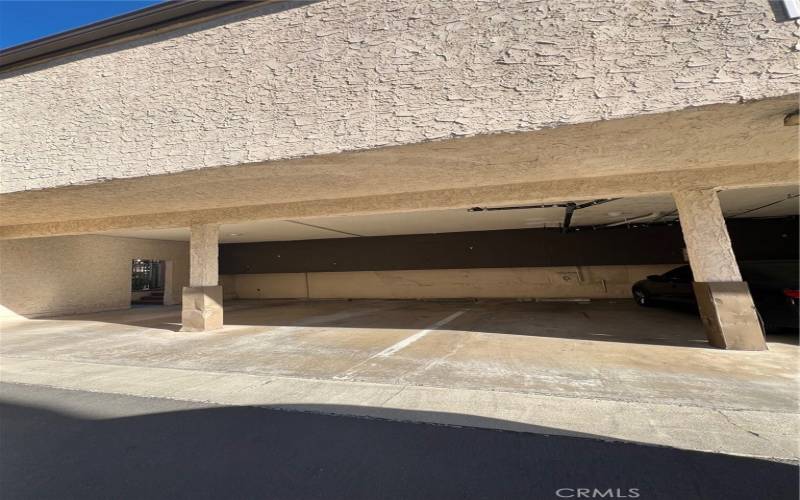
top-left (0, 161), bottom-right (796, 240)
top-left (673, 190), bottom-right (766, 350)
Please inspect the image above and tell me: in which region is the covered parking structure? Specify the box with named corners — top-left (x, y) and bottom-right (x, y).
top-left (2, 96), bottom-right (798, 350)
top-left (1, 0), bottom-right (799, 353)
top-left (2, 136), bottom-right (798, 350)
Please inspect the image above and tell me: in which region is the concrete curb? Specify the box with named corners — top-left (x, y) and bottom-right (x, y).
top-left (1, 356), bottom-right (797, 462)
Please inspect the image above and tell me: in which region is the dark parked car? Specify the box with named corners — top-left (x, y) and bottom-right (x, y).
top-left (632, 260), bottom-right (799, 332)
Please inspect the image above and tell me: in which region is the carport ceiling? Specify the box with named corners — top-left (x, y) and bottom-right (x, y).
top-left (100, 185), bottom-right (798, 243)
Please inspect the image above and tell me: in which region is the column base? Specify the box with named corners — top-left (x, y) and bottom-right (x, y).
top-left (693, 281), bottom-right (766, 351)
top-left (180, 286), bottom-right (224, 332)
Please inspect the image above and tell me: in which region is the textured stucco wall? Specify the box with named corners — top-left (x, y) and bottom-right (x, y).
top-left (223, 264), bottom-right (677, 300)
top-left (0, 235), bottom-right (189, 318)
top-left (2, 0), bottom-right (798, 193)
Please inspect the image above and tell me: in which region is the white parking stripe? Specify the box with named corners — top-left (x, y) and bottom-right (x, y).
top-left (334, 309), bottom-right (467, 380)
top-left (372, 310), bottom-right (467, 358)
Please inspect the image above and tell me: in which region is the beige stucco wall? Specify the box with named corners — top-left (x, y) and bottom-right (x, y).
top-left (219, 274), bottom-right (238, 301)
top-left (223, 264), bottom-right (677, 301)
top-left (0, 235), bottom-right (189, 318)
top-left (2, 0), bottom-right (797, 193)
top-left (234, 273), bottom-right (309, 299)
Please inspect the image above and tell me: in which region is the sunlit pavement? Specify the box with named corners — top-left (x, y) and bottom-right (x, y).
top-left (1, 299), bottom-right (797, 462)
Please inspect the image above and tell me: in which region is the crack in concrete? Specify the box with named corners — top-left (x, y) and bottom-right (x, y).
top-left (715, 409), bottom-right (765, 440)
top-left (379, 385), bottom-right (408, 406)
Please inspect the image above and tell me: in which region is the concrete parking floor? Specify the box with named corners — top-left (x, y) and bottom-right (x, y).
top-left (1, 299), bottom-right (798, 461)
top-left (1, 299), bottom-right (796, 411)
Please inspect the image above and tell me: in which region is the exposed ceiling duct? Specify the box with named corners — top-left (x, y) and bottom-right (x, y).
top-left (605, 212), bottom-right (664, 227)
top-left (468, 198), bottom-right (620, 233)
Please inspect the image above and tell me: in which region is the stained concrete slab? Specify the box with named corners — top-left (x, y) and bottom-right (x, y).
top-left (2, 357), bottom-right (798, 462)
top-left (1, 299), bottom-right (797, 460)
top-left (2, 299), bottom-right (796, 410)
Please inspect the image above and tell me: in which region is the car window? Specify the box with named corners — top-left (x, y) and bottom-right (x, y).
top-left (739, 261), bottom-right (799, 287)
top-left (662, 266), bottom-right (693, 282)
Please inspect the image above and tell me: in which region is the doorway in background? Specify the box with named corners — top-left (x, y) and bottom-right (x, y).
top-left (131, 259), bottom-right (166, 306)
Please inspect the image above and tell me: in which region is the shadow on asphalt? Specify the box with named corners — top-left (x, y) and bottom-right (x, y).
top-left (1, 399), bottom-right (797, 500)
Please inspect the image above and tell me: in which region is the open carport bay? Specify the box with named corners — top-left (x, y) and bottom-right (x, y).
top-left (3, 297), bottom-right (798, 463)
top-left (1, 187), bottom-right (798, 461)
top-left (2, 298), bottom-right (796, 412)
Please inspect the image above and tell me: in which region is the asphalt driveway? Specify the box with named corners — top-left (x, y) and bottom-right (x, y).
top-left (1, 383), bottom-right (797, 500)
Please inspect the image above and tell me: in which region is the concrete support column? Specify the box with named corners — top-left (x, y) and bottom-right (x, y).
top-left (181, 224), bottom-right (223, 332)
top-left (673, 190), bottom-right (765, 350)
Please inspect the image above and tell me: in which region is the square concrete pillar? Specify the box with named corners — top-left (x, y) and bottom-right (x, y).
top-left (181, 285), bottom-right (223, 332)
top-left (693, 282), bottom-right (766, 350)
top-left (189, 223), bottom-right (220, 287)
top-left (181, 224), bottom-right (223, 332)
top-left (673, 190), bottom-right (765, 350)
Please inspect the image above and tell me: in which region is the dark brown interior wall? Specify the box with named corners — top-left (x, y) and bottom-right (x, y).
top-left (219, 217), bottom-right (798, 275)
